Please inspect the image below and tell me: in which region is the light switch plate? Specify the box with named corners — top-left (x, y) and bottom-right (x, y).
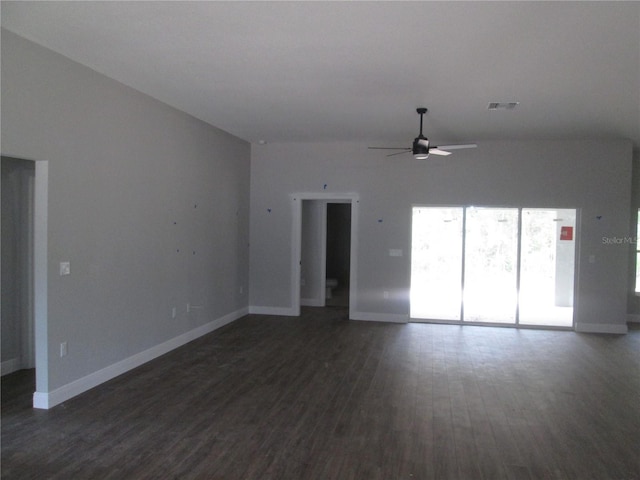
top-left (59, 261), bottom-right (71, 276)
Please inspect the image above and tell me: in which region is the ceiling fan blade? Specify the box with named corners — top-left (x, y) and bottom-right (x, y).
top-left (368, 147), bottom-right (411, 150)
top-left (386, 150), bottom-right (412, 157)
top-left (434, 143), bottom-right (477, 150)
top-left (429, 148), bottom-right (452, 156)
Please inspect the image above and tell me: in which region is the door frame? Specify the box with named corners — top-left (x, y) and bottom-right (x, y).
top-left (33, 160), bottom-right (48, 403)
top-left (291, 193), bottom-right (358, 318)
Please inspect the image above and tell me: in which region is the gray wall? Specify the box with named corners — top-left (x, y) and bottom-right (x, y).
top-left (1, 30), bottom-right (251, 392)
top-left (250, 140), bottom-right (633, 331)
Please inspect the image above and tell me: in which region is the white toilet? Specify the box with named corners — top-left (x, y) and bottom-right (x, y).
top-left (326, 278), bottom-right (338, 299)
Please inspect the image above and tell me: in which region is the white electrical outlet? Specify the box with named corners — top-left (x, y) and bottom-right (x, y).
top-left (187, 303), bottom-right (203, 313)
top-left (383, 291), bottom-right (389, 299)
top-left (59, 261), bottom-right (71, 276)
top-left (60, 342), bottom-right (67, 357)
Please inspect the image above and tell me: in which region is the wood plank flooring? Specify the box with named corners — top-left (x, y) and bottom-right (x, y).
top-left (2, 308), bottom-right (639, 479)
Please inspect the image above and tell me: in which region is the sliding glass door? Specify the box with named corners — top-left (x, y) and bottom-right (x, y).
top-left (410, 206), bottom-right (576, 327)
top-left (463, 207), bottom-right (518, 323)
top-left (519, 209), bottom-right (575, 327)
top-left (410, 207), bottom-right (463, 320)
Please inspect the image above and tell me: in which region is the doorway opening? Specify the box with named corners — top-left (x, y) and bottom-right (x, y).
top-left (292, 194), bottom-right (358, 318)
top-left (325, 203), bottom-right (351, 307)
top-left (299, 201), bottom-right (351, 308)
top-left (1, 155), bottom-right (48, 408)
top-left (410, 205), bottom-right (576, 328)
top-left (1, 157), bottom-right (35, 376)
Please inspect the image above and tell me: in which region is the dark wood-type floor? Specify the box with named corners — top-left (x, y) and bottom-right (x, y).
top-left (2, 308), bottom-right (639, 479)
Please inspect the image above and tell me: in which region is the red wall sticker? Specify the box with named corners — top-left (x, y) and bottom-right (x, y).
top-left (560, 226), bottom-right (573, 241)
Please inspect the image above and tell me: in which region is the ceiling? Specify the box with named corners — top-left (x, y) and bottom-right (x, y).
top-left (2, 1), bottom-right (639, 150)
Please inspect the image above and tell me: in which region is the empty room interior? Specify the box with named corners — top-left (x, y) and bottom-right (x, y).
top-left (1, 2), bottom-right (639, 479)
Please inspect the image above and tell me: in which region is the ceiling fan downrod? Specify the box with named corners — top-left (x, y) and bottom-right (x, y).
top-left (413, 107), bottom-right (430, 159)
top-left (417, 107), bottom-right (427, 138)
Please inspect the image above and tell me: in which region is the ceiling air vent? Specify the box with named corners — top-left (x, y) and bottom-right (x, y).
top-left (488, 102), bottom-right (519, 110)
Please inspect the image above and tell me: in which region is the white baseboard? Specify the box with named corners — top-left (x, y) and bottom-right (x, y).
top-left (627, 314), bottom-right (640, 323)
top-left (249, 305), bottom-right (297, 316)
top-left (32, 307), bottom-right (248, 410)
top-left (350, 311), bottom-right (409, 323)
top-left (1, 357), bottom-right (22, 376)
top-left (574, 322), bottom-right (628, 334)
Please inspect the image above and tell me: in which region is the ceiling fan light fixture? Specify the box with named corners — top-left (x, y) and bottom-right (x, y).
top-left (413, 137), bottom-right (429, 159)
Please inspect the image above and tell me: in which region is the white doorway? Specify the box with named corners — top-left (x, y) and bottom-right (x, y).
top-left (1, 157), bottom-right (36, 375)
top-left (1, 155), bottom-right (48, 407)
top-left (291, 193), bottom-right (358, 318)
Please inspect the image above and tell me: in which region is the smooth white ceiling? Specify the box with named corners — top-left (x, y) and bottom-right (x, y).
top-left (2, 1), bottom-right (639, 149)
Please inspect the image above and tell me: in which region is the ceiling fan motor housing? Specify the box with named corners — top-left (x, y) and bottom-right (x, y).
top-left (413, 136), bottom-right (429, 159)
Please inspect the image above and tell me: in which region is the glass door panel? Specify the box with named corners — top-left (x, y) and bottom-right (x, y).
top-left (410, 207), bottom-right (463, 320)
top-left (463, 207), bottom-right (518, 323)
top-left (519, 209), bottom-right (575, 327)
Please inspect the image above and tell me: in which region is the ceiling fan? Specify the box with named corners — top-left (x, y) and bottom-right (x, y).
top-left (368, 107), bottom-right (477, 159)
